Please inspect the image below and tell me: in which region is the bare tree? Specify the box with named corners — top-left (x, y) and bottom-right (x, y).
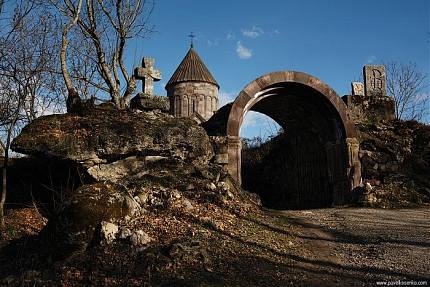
top-left (0, 1), bottom-right (62, 227)
top-left (384, 61), bottom-right (429, 121)
top-left (0, 89), bottom-right (25, 227)
top-left (51, 0), bottom-right (155, 110)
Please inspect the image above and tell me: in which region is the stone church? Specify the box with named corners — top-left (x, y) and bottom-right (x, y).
top-left (130, 44), bottom-right (400, 209)
top-left (131, 44), bottom-right (219, 124)
top-left (166, 45), bottom-right (219, 123)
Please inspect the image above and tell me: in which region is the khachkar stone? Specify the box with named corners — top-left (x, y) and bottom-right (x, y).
top-left (130, 57), bottom-right (169, 112)
top-left (351, 82), bottom-right (364, 96)
top-left (364, 65), bottom-right (386, 97)
top-left (343, 65), bottom-right (395, 123)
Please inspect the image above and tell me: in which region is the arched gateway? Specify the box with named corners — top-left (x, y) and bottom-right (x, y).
top-left (220, 71), bottom-right (361, 207)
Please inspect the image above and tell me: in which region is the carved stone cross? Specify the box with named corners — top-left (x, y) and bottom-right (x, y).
top-left (134, 57), bottom-right (161, 95)
top-left (371, 69), bottom-right (383, 92)
top-left (363, 65), bottom-right (386, 97)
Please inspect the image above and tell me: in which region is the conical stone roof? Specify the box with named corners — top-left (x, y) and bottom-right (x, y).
top-left (166, 47), bottom-right (219, 88)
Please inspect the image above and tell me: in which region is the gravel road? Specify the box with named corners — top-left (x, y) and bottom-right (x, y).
top-left (271, 208), bottom-right (430, 286)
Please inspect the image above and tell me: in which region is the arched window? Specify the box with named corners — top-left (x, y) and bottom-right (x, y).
top-left (182, 95), bottom-right (188, 117)
top-left (174, 96), bottom-right (179, 116)
top-left (192, 99), bottom-right (196, 114)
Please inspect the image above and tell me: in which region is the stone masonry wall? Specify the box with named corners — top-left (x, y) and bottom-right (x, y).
top-left (167, 82), bottom-right (218, 121)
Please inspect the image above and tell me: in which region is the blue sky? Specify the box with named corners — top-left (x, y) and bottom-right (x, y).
top-left (2, 1), bottom-right (429, 137)
top-left (128, 0), bottom-right (429, 138)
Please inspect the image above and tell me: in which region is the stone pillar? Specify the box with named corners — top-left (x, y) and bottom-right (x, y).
top-left (174, 96), bottom-right (179, 116)
top-left (169, 96), bottom-right (175, 115)
top-left (227, 136), bottom-right (242, 183)
top-left (346, 137), bottom-right (361, 189)
top-left (212, 96), bottom-right (217, 114)
top-left (204, 95), bottom-right (208, 119)
top-left (180, 96), bottom-right (183, 116)
top-left (182, 95), bottom-right (188, 117)
top-left (190, 96), bottom-right (195, 115)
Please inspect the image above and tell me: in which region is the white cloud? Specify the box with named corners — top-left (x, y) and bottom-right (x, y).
top-left (242, 25), bottom-right (264, 38)
top-left (242, 111), bottom-right (259, 127)
top-left (236, 41), bottom-right (252, 59)
top-left (207, 38), bottom-right (219, 47)
top-left (218, 90), bottom-right (237, 106)
top-left (242, 111), bottom-right (273, 128)
top-left (269, 29), bottom-right (280, 37)
top-left (240, 111), bottom-right (282, 139)
top-left (226, 31), bottom-right (235, 40)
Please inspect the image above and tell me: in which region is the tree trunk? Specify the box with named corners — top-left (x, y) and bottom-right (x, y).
top-left (0, 108), bottom-right (18, 228)
top-left (0, 151), bottom-right (8, 228)
top-left (61, 0), bottom-right (83, 113)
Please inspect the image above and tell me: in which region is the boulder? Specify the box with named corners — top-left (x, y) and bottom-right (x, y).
top-left (130, 93), bottom-right (170, 112)
top-left (9, 108), bottom-right (252, 254)
top-left (87, 156), bottom-right (146, 182)
top-left (11, 109), bottom-right (213, 167)
top-left (53, 182), bottom-right (133, 245)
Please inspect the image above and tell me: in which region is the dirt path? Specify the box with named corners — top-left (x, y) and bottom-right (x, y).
top-left (271, 208), bottom-right (430, 286)
top-left (1, 207), bottom-right (429, 286)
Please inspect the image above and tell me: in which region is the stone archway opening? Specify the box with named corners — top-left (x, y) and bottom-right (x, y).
top-left (239, 111), bottom-right (282, 141)
top-left (225, 71), bottom-right (361, 210)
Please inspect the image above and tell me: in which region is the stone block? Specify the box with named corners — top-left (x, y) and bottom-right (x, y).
top-left (342, 93), bottom-right (395, 123)
top-left (99, 221), bottom-right (119, 245)
top-left (214, 153), bottom-right (229, 164)
top-left (130, 93), bottom-right (170, 112)
top-left (351, 82), bottom-right (364, 96)
top-left (364, 65), bottom-right (386, 97)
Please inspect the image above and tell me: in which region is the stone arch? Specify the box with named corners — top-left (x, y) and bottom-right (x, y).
top-left (225, 71), bottom-right (361, 207)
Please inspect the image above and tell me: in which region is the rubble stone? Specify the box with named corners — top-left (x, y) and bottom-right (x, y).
top-left (130, 230), bottom-right (152, 246)
top-left (99, 221), bottom-right (119, 244)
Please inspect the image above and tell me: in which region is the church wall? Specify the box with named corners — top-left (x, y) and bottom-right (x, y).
top-left (167, 81), bottom-right (219, 120)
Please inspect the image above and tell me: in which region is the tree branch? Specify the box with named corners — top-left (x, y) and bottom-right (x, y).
top-left (61, 0), bottom-right (83, 104)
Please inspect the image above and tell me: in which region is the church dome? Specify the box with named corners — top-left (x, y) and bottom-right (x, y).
top-left (166, 47), bottom-right (219, 88)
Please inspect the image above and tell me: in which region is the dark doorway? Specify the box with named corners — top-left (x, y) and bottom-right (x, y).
top-left (240, 83), bottom-right (349, 210)
top-left (242, 132), bottom-right (334, 209)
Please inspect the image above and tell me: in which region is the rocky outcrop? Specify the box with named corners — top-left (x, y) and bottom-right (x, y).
top-left (342, 94), bottom-right (396, 123)
top-left (130, 93), bottom-right (170, 112)
top-left (10, 109), bottom-right (259, 255)
top-left (357, 120), bottom-right (430, 207)
top-left (11, 109), bottom-right (213, 167)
